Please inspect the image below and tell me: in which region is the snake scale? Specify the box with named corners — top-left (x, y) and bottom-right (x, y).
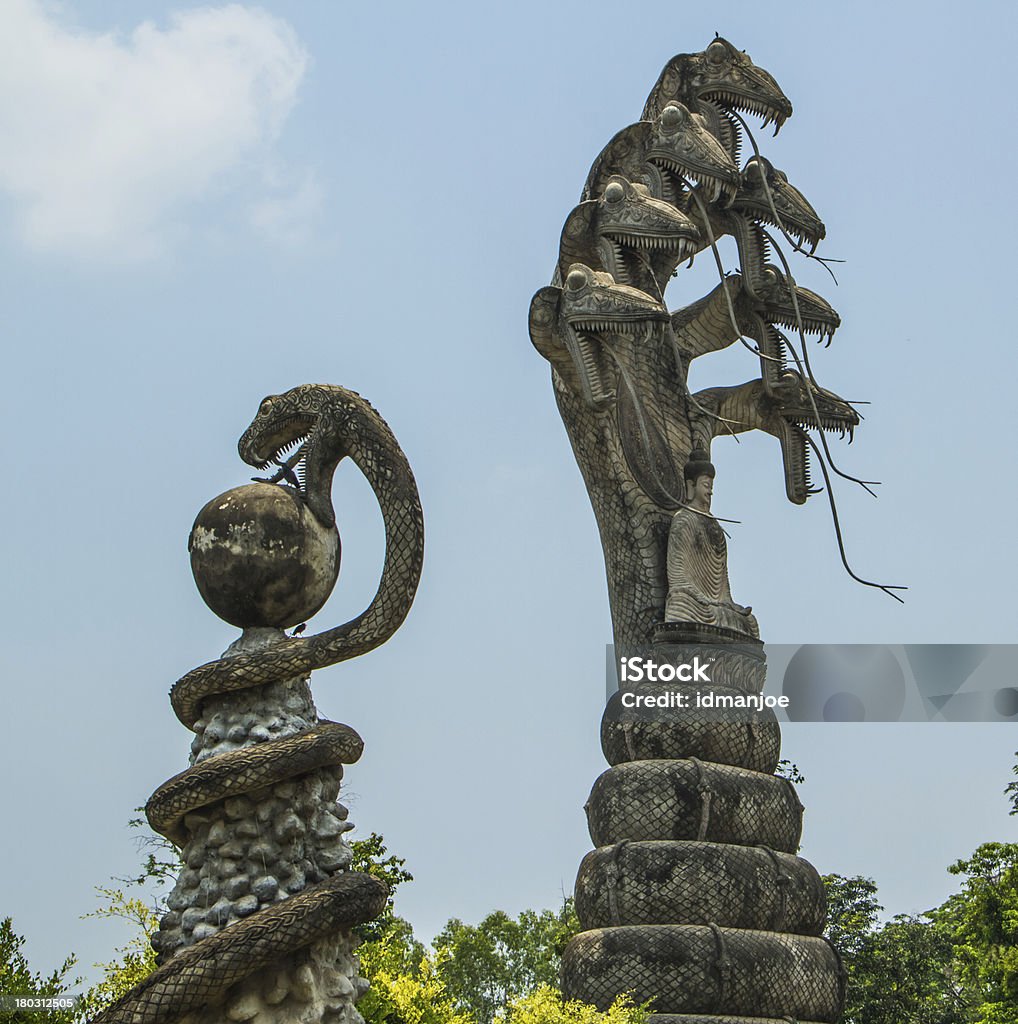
top-left (96, 384), bottom-right (424, 1024)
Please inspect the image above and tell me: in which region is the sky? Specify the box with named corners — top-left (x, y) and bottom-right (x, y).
top-left (0, 0), bottom-right (1015, 988)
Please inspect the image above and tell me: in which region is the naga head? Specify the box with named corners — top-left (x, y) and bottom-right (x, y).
top-left (735, 156), bottom-right (826, 251)
top-left (644, 103), bottom-right (741, 206)
top-left (559, 175), bottom-right (701, 297)
top-left (239, 384), bottom-right (351, 527)
top-left (643, 37), bottom-right (793, 132)
top-left (759, 371), bottom-right (860, 504)
top-left (748, 265), bottom-right (841, 342)
top-left (530, 264), bottom-right (669, 409)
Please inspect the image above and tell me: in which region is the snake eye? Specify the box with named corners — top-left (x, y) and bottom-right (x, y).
top-left (603, 180), bottom-right (625, 203)
top-left (763, 266), bottom-right (779, 286)
top-left (565, 268), bottom-right (590, 292)
top-left (660, 104), bottom-right (686, 130)
top-left (258, 396), bottom-right (274, 414)
top-left (706, 40), bottom-right (728, 65)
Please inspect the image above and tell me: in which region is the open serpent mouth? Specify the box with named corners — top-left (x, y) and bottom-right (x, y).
top-left (779, 410), bottom-right (857, 504)
top-left (654, 157), bottom-right (734, 206)
top-left (770, 315), bottom-right (838, 344)
top-left (605, 233), bottom-right (699, 287)
top-left (702, 89), bottom-right (789, 131)
top-left (245, 416), bottom-right (315, 490)
top-left (750, 209), bottom-right (821, 252)
top-left (565, 319), bottom-right (657, 408)
top-left (766, 366), bottom-right (860, 504)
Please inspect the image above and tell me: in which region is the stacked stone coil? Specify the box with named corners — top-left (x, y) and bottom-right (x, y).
top-left (560, 636), bottom-right (846, 1024)
top-left (92, 630), bottom-right (387, 1024)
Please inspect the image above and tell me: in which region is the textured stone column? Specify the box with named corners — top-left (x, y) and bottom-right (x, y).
top-left (151, 630), bottom-right (368, 1024)
top-left (561, 625), bottom-right (846, 1024)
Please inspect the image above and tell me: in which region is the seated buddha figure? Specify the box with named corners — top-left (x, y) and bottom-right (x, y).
top-left (664, 449), bottom-right (759, 638)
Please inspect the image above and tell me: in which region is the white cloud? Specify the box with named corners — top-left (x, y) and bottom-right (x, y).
top-left (0, 1), bottom-right (311, 259)
top-left (249, 166), bottom-right (323, 247)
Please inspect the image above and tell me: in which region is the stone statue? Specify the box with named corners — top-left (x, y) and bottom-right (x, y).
top-left (528, 36), bottom-right (887, 1023)
top-left (94, 384), bottom-right (424, 1024)
top-left (665, 448), bottom-right (758, 637)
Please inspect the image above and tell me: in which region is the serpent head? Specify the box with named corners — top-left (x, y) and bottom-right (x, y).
top-left (530, 264), bottom-right (669, 409)
top-left (644, 103), bottom-right (741, 206)
top-left (239, 384), bottom-right (354, 528)
top-left (735, 156), bottom-right (826, 251)
top-left (761, 372), bottom-right (860, 504)
top-left (559, 175), bottom-right (701, 297)
top-left (643, 37), bottom-right (792, 131)
top-left (749, 265), bottom-right (841, 342)
top-left (583, 107), bottom-right (740, 208)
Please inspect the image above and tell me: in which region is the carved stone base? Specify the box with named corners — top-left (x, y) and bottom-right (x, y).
top-left (563, 630), bottom-right (845, 1022)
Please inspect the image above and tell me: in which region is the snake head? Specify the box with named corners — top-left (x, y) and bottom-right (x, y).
top-left (750, 265), bottom-right (841, 345)
top-left (760, 372), bottom-right (860, 504)
top-left (239, 385), bottom-right (349, 527)
top-left (559, 176), bottom-right (701, 301)
top-left (530, 264), bottom-right (668, 409)
top-left (596, 176), bottom-right (702, 293)
top-left (735, 157), bottom-right (826, 252)
top-left (644, 38), bottom-right (792, 132)
top-left (644, 103), bottom-right (741, 207)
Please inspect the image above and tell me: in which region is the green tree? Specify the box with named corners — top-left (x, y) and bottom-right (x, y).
top-left (822, 874), bottom-right (962, 1024)
top-left (433, 902), bottom-right (580, 1024)
top-left (75, 890), bottom-right (160, 1022)
top-left (1005, 754), bottom-right (1018, 817)
top-left (852, 915), bottom-right (961, 1024)
top-left (503, 985), bottom-right (646, 1024)
top-left (0, 918), bottom-right (78, 1024)
top-left (358, 920), bottom-right (468, 1024)
top-left (350, 832), bottom-right (415, 943)
top-left (930, 842), bottom-right (1018, 1023)
top-left (823, 873), bottom-right (882, 961)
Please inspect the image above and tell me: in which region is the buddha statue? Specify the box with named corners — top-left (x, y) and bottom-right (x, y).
top-left (664, 449), bottom-right (759, 638)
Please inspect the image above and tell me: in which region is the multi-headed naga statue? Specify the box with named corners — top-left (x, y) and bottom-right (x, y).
top-left (530, 37), bottom-right (894, 1024)
top-left (94, 384), bottom-right (424, 1024)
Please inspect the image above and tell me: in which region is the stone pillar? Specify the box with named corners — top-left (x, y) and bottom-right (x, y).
top-left (561, 624), bottom-right (846, 1024)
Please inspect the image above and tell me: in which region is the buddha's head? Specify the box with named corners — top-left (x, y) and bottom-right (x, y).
top-left (684, 448), bottom-right (715, 511)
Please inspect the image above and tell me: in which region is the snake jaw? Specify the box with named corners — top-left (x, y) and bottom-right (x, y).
top-left (735, 157), bottom-right (826, 249)
top-left (531, 267), bottom-right (669, 411)
top-left (762, 373), bottom-right (859, 503)
top-left (750, 266), bottom-right (841, 345)
top-left (240, 409), bottom-right (317, 470)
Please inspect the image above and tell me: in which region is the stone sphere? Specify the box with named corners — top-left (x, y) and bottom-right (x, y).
top-left (189, 483), bottom-right (340, 628)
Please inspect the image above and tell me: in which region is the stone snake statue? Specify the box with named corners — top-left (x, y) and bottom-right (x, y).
top-left (531, 36), bottom-right (865, 1024)
top-left (95, 384), bottom-right (424, 1024)
top-left (171, 384), bottom-right (424, 728)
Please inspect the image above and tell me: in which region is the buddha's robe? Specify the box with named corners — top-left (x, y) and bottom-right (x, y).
top-left (665, 507), bottom-right (759, 638)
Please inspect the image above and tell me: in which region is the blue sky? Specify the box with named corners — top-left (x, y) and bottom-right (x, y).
top-left (0, 0), bottom-right (1015, 986)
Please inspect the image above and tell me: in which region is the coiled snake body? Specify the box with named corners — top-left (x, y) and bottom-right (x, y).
top-left (95, 385), bottom-right (424, 1024)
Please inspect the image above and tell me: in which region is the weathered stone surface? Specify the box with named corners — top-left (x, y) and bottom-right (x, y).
top-left (189, 482), bottom-right (340, 629)
top-left (575, 841), bottom-right (825, 933)
top-left (585, 760), bottom-right (803, 851)
top-left (561, 926), bottom-right (843, 1019)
